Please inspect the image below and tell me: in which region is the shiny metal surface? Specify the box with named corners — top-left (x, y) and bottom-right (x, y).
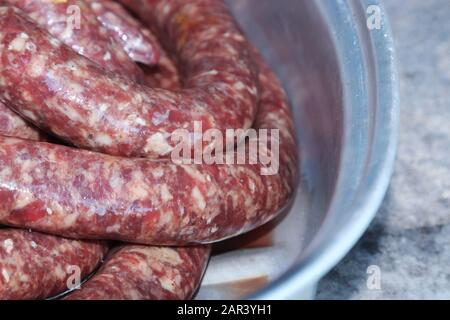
top-left (225, 0), bottom-right (399, 299)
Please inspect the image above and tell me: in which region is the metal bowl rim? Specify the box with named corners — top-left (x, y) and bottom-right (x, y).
top-left (250, 0), bottom-right (400, 299)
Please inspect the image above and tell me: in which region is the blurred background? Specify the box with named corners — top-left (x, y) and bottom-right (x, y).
top-left (317, 0), bottom-right (450, 299)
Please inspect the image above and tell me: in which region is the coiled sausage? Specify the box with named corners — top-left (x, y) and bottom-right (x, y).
top-left (0, 2), bottom-right (259, 158)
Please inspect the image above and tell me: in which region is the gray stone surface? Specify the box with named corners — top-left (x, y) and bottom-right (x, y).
top-left (317, 0), bottom-right (450, 300)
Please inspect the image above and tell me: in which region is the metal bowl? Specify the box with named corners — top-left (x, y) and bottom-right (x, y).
top-left (196, 0), bottom-right (399, 299)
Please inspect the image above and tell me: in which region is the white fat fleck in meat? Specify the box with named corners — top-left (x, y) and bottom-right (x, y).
top-left (0, 166), bottom-right (12, 179)
top-left (127, 114), bottom-right (147, 126)
top-left (49, 37), bottom-right (61, 48)
top-left (8, 32), bottom-right (29, 52)
top-left (159, 275), bottom-right (176, 293)
top-left (65, 60), bottom-right (78, 72)
top-left (180, 226), bottom-right (195, 236)
top-left (182, 216), bottom-right (190, 225)
top-left (60, 26), bottom-right (74, 42)
top-left (1, 269), bottom-right (9, 283)
top-left (224, 43), bottom-right (238, 56)
top-left (116, 50), bottom-right (127, 60)
top-left (50, 201), bottom-right (64, 216)
top-left (233, 81), bottom-right (246, 91)
top-left (87, 111), bottom-right (100, 128)
top-left (160, 184), bottom-right (173, 202)
top-left (131, 93), bottom-right (143, 105)
top-left (135, 117), bottom-right (146, 126)
top-left (191, 186), bottom-right (206, 211)
top-left (162, 3), bottom-right (171, 15)
top-left (248, 86), bottom-right (258, 96)
top-left (127, 170), bottom-right (149, 201)
top-left (124, 35), bottom-right (145, 53)
top-left (223, 32), bottom-right (245, 42)
top-left (63, 213), bottom-right (78, 227)
top-left (154, 247), bottom-right (183, 265)
top-left (21, 110), bottom-right (38, 122)
top-left (151, 110), bottom-right (170, 126)
top-left (103, 51), bottom-right (111, 61)
top-left (19, 273), bottom-right (30, 282)
top-left (2, 239), bottom-right (14, 254)
top-left (248, 179), bottom-right (256, 193)
top-left (30, 241), bottom-right (37, 249)
top-left (90, 2), bottom-right (102, 10)
top-left (19, 159), bottom-right (36, 175)
top-left (13, 191), bottom-right (34, 210)
top-left (201, 69), bottom-right (219, 77)
top-left (98, 103), bottom-right (109, 113)
top-left (66, 81), bottom-right (86, 99)
top-left (22, 91), bottom-right (33, 102)
top-left (94, 134), bottom-right (113, 146)
top-left (109, 171), bottom-right (123, 191)
top-left (86, 206), bottom-right (97, 218)
top-left (44, 77), bottom-right (83, 120)
top-left (46, 208), bottom-right (53, 215)
top-left (152, 167), bottom-right (164, 179)
top-left (209, 226), bottom-right (219, 234)
top-left (159, 210), bottom-right (173, 226)
top-left (144, 132), bottom-right (173, 155)
top-left (54, 265), bottom-right (66, 279)
top-left (22, 172), bottom-right (33, 184)
top-left (136, 261), bottom-right (148, 274)
top-left (106, 224), bottom-right (121, 234)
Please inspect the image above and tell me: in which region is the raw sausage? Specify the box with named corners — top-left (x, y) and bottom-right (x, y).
top-left (0, 2), bottom-right (259, 158)
top-left (0, 0), bottom-right (298, 300)
top-left (0, 40), bottom-right (297, 245)
top-left (64, 245), bottom-right (210, 300)
top-left (1, 0), bottom-right (144, 80)
top-left (0, 3), bottom-right (190, 300)
top-left (0, 0), bottom-right (149, 144)
top-left (0, 228), bottom-right (107, 299)
top-left (91, 0), bottom-right (178, 89)
top-left (87, 0), bottom-right (160, 66)
top-left (0, 1), bottom-right (297, 244)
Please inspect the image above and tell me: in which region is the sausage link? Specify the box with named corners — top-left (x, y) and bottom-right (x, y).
top-left (0, 11), bottom-right (173, 143)
top-left (0, 4), bottom-right (197, 300)
top-left (62, 46), bottom-right (292, 299)
top-left (0, 228), bottom-right (107, 299)
top-left (64, 245), bottom-right (209, 300)
top-left (87, 0), bottom-right (160, 66)
top-left (0, 3), bottom-right (259, 158)
top-left (1, 0), bottom-right (144, 81)
top-left (0, 1), bottom-right (154, 143)
top-left (0, 38), bottom-right (297, 245)
top-left (0, 0), bottom-right (296, 300)
top-left (88, 0), bottom-right (179, 90)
